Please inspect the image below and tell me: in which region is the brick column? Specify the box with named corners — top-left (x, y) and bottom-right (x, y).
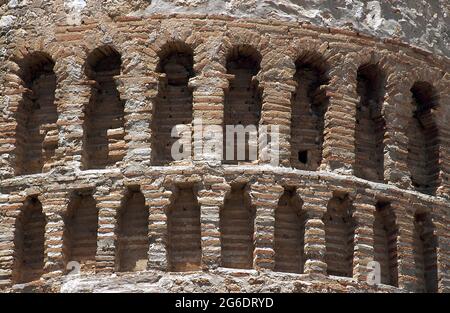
top-left (258, 81), bottom-right (295, 167)
top-left (352, 193), bottom-right (376, 282)
top-left (392, 199), bottom-right (417, 291)
top-left (0, 196), bottom-right (21, 289)
top-left (257, 47), bottom-right (297, 167)
top-left (432, 203), bottom-right (449, 293)
top-left (383, 67), bottom-right (414, 189)
top-left (250, 182), bottom-right (283, 270)
top-left (435, 88), bottom-right (450, 199)
top-left (321, 55), bottom-right (357, 175)
top-left (52, 52), bottom-right (91, 171)
top-left (0, 60), bottom-right (22, 178)
top-left (299, 186), bottom-right (330, 275)
top-left (190, 75), bottom-right (228, 165)
top-left (40, 191), bottom-right (68, 279)
top-left (143, 181), bottom-right (171, 270)
top-left (93, 187), bottom-right (123, 273)
top-left (116, 74), bottom-right (158, 173)
top-left (0, 35), bottom-right (9, 178)
top-left (198, 177), bottom-right (229, 269)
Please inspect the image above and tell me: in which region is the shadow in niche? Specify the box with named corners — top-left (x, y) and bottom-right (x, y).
top-left (290, 52), bottom-right (329, 171)
top-left (407, 81), bottom-right (440, 196)
top-left (151, 41), bottom-right (194, 166)
top-left (354, 63), bottom-right (386, 183)
top-left (15, 52), bottom-right (57, 175)
top-left (323, 193), bottom-right (355, 278)
top-left (116, 187), bottom-right (150, 272)
top-left (84, 45), bottom-right (125, 170)
top-left (13, 197), bottom-right (46, 284)
top-left (274, 188), bottom-right (306, 274)
top-left (220, 183), bottom-right (255, 269)
top-left (166, 184), bottom-right (201, 272)
top-left (223, 45), bottom-right (262, 164)
top-left (62, 191), bottom-right (98, 273)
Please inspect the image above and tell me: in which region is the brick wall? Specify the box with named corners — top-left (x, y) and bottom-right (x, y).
top-left (0, 15), bottom-right (448, 293)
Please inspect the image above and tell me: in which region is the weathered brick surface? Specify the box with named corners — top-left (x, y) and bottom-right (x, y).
top-left (0, 7), bottom-right (449, 293)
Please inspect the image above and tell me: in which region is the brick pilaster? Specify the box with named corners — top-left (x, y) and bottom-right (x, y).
top-left (383, 65), bottom-right (414, 189)
top-left (321, 55), bottom-right (357, 175)
top-left (258, 81), bottom-right (295, 167)
top-left (190, 76), bottom-right (227, 165)
top-left (93, 187), bottom-right (122, 273)
top-left (40, 192), bottom-right (68, 279)
top-left (250, 181), bottom-right (283, 270)
top-left (392, 199), bottom-right (417, 291)
top-left (143, 181), bottom-right (170, 270)
top-left (117, 74), bottom-right (158, 173)
top-left (0, 197), bottom-right (21, 289)
top-left (299, 186), bottom-right (330, 275)
top-left (352, 193), bottom-right (376, 282)
top-left (432, 203), bottom-right (450, 293)
top-left (198, 176), bottom-right (229, 269)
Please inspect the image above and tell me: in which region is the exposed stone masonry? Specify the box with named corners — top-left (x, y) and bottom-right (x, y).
top-left (0, 12), bottom-right (449, 293)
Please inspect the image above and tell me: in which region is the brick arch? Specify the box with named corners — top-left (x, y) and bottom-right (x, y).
top-left (84, 45), bottom-right (122, 76)
top-left (350, 48), bottom-right (392, 101)
top-left (373, 199), bottom-right (399, 286)
top-left (290, 44), bottom-right (347, 172)
top-left (286, 39), bottom-right (334, 77)
top-left (149, 31), bottom-right (202, 73)
top-left (220, 31), bottom-right (263, 70)
top-left (76, 34), bottom-right (128, 77)
top-left (155, 41), bottom-right (195, 72)
top-left (398, 64), bottom-right (442, 183)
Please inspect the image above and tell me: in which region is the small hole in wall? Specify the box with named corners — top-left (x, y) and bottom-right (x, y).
top-left (298, 150), bottom-right (308, 164)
